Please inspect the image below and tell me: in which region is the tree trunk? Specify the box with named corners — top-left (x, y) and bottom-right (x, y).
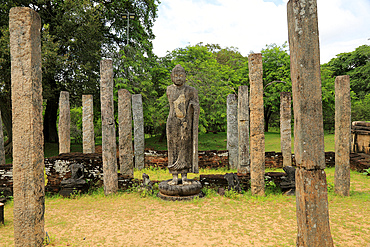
top-left (44, 97), bottom-right (59, 143)
top-left (0, 94), bottom-right (13, 156)
top-left (0, 94), bottom-right (12, 144)
top-left (264, 105), bottom-right (272, 132)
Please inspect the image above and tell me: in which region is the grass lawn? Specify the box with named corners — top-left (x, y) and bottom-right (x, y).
top-left (145, 131), bottom-right (335, 152)
top-left (0, 167), bottom-right (369, 246)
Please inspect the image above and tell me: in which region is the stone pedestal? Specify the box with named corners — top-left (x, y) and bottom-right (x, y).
top-left (238, 85), bottom-right (250, 174)
top-left (10, 7), bottom-right (45, 246)
top-left (280, 92), bottom-right (292, 167)
top-left (59, 91), bottom-right (70, 154)
top-left (158, 179), bottom-right (203, 201)
top-left (100, 59), bottom-right (118, 195)
top-left (287, 0), bottom-right (334, 245)
top-left (248, 53), bottom-right (265, 196)
top-left (118, 89), bottom-right (134, 177)
top-left (82, 95), bottom-right (95, 154)
top-left (334, 75), bottom-right (351, 196)
top-left (227, 94), bottom-right (238, 170)
top-left (132, 94), bottom-right (144, 170)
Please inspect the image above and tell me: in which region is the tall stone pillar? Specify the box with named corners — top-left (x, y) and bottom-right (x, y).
top-left (227, 94), bottom-right (238, 170)
top-left (248, 53), bottom-right (265, 196)
top-left (82, 95), bottom-right (95, 153)
top-left (10, 7), bottom-right (45, 246)
top-left (280, 92), bottom-right (292, 167)
top-left (118, 89), bottom-right (134, 177)
top-left (0, 109), bottom-right (5, 165)
top-left (334, 75), bottom-right (351, 196)
top-left (287, 0), bottom-right (334, 246)
top-left (59, 91), bottom-right (70, 154)
top-left (100, 59), bottom-right (118, 195)
top-left (238, 86), bottom-right (250, 174)
top-left (132, 94), bottom-right (145, 170)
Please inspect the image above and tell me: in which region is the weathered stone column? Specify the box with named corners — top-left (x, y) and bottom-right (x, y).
top-left (100, 59), bottom-right (118, 195)
top-left (238, 86), bottom-right (250, 174)
top-left (10, 7), bottom-right (45, 246)
top-left (0, 109), bottom-right (5, 165)
top-left (59, 91), bottom-right (70, 154)
top-left (287, 0), bottom-right (334, 245)
top-left (334, 75), bottom-right (351, 196)
top-left (132, 94), bottom-right (145, 170)
top-left (227, 94), bottom-right (238, 170)
top-left (82, 95), bottom-right (95, 153)
top-left (280, 92), bottom-right (292, 167)
top-left (248, 53), bottom-right (265, 196)
top-left (118, 89), bottom-right (134, 177)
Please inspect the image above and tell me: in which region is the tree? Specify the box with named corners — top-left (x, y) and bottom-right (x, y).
top-left (324, 44), bottom-right (370, 125)
top-left (260, 43), bottom-right (291, 132)
top-left (0, 0), bottom-right (159, 150)
top-left (160, 43), bottom-right (247, 134)
top-left (326, 45), bottom-right (370, 99)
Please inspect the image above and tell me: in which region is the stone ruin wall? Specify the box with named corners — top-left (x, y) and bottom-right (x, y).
top-left (352, 121), bottom-right (370, 154)
top-left (2, 150), bottom-right (363, 198)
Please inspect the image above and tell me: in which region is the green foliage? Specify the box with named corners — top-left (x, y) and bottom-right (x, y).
top-left (0, 0), bottom-right (159, 143)
top-left (362, 168), bottom-right (370, 176)
top-left (261, 42), bottom-right (291, 131)
top-left (224, 188), bottom-right (241, 199)
top-left (351, 93), bottom-right (370, 121)
top-left (70, 107), bottom-right (82, 144)
top-left (156, 43), bottom-right (247, 133)
top-left (326, 45), bottom-right (370, 99)
top-left (201, 186), bottom-right (218, 198)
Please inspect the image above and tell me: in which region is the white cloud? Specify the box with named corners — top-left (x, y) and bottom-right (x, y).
top-left (152, 0), bottom-right (370, 63)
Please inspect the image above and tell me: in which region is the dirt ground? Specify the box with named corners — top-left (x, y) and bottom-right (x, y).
top-left (2, 191), bottom-right (369, 247)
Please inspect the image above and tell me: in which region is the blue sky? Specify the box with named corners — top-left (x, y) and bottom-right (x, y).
top-left (152, 0), bottom-right (370, 63)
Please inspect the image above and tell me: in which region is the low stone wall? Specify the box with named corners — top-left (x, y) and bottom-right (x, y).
top-left (0, 151), bottom-right (366, 199)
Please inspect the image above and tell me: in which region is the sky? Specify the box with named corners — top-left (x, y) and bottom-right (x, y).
top-left (152, 0), bottom-right (370, 64)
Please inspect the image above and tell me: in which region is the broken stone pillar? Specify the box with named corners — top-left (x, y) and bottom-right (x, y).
top-left (82, 95), bottom-right (95, 154)
top-left (132, 94), bottom-right (145, 170)
top-left (0, 110), bottom-right (5, 165)
top-left (227, 94), bottom-right (238, 170)
top-left (280, 92), bottom-right (292, 167)
top-left (59, 91), bottom-right (70, 154)
top-left (10, 7), bottom-right (45, 245)
top-left (287, 0), bottom-right (334, 245)
top-left (248, 53), bottom-right (265, 196)
top-left (334, 75), bottom-right (351, 196)
top-left (118, 89), bottom-right (134, 177)
top-left (238, 86), bottom-right (250, 174)
top-left (100, 59), bottom-right (118, 195)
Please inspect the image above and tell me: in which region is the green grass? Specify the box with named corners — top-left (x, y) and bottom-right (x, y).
top-left (4, 131), bottom-right (335, 164)
top-left (146, 131), bottom-right (335, 152)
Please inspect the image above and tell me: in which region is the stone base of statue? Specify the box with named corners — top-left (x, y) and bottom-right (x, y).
top-left (59, 179), bottom-right (88, 197)
top-left (158, 179), bottom-right (203, 201)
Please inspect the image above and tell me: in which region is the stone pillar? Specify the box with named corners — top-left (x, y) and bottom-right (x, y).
top-left (100, 59), bottom-right (118, 195)
top-left (248, 53), bottom-right (265, 196)
top-left (0, 109), bottom-right (5, 165)
top-left (10, 7), bottom-right (45, 246)
top-left (58, 91), bottom-right (70, 154)
top-left (132, 94), bottom-right (145, 170)
top-left (82, 95), bottom-right (95, 153)
top-left (334, 75), bottom-right (351, 196)
top-left (227, 94), bottom-right (238, 170)
top-left (287, 0), bottom-right (334, 246)
top-left (280, 92), bottom-right (292, 167)
top-left (238, 86), bottom-right (250, 174)
top-left (118, 89), bottom-right (134, 177)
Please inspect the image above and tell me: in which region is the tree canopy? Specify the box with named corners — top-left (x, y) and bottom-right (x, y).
top-left (0, 0), bottom-right (159, 147)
